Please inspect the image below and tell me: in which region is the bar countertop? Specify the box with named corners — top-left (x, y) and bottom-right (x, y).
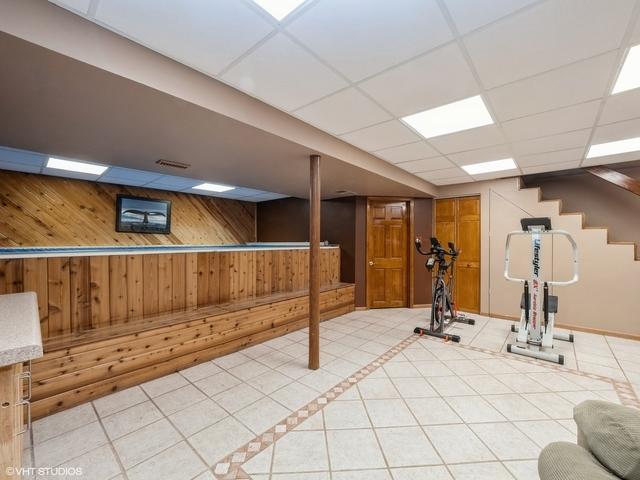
top-left (0, 292), bottom-right (43, 367)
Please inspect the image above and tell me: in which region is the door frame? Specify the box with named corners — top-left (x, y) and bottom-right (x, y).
top-left (365, 197), bottom-right (415, 309)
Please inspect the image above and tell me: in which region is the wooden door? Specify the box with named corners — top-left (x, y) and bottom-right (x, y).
top-left (434, 197), bottom-right (480, 313)
top-left (367, 201), bottom-right (408, 308)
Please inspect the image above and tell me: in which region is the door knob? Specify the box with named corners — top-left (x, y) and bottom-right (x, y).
top-left (368, 261), bottom-right (375, 266)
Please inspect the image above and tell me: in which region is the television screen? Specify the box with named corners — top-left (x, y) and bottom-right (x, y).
top-left (115, 195), bottom-right (172, 234)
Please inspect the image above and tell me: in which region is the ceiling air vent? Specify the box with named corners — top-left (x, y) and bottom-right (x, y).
top-left (335, 189), bottom-right (357, 195)
top-left (155, 159), bottom-right (190, 169)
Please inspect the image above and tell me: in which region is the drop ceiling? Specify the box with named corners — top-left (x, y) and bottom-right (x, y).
top-left (39, 0), bottom-right (640, 185)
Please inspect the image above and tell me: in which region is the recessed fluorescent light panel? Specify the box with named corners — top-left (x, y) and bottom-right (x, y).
top-left (193, 183), bottom-right (235, 193)
top-left (252, 0), bottom-right (306, 21)
top-left (402, 95), bottom-right (494, 139)
top-left (46, 157), bottom-right (108, 175)
top-left (587, 136), bottom-right (640, 158)
top-left (462, 158), bottom-right (517, 175)
top-left (612, 44), bottom-right (640, 94)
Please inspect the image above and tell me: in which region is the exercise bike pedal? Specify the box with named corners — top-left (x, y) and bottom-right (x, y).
top-left (413, 327), bottom-right (461, 343)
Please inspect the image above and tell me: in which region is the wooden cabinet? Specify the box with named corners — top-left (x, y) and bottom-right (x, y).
top-left (0, 363), bottom-right (25, 480)
top-left (434, 197), bottom-right (481, 313)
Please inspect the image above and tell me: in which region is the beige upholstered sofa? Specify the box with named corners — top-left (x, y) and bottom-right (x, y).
top-left (539, 400), bottom-right (640, 480)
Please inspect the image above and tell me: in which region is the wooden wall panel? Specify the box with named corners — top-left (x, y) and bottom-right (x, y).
top-left (0, 171), bottom-right (256, 247)
top-left (0, 248), bottom-right (341, 341)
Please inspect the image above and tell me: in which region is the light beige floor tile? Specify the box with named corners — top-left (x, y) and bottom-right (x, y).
top-left (154, 384), bottom-right (207, 416)
top-left (141, 373), bottom-right (189, 398)
top-left (323, 400), bottom-right (371, 429)
top-left (271, 473), bottom-right (330, 479)
top-left (270, 381), bottom-right (320, 411)
top-left (235, 397), bottom-right (291, 434)
top-left (335, 385), bottom-right (361, 401)
top-left (276, 358), bottom-right (310, 379)
top-left (365, 399), bottom-right (417, 427)
top-left (470, 422), bottom-right (540, 460)
top-left (240, 343), bottom-right (275, 359)
top-left (484, 394), bottom-right (548, 421)
top-left (32, 403), bottom-right (97, 445)
top-left (383, 362), bottom-right (421, 378)
top-left (402, 348), bottom-right (437, 362)
top-left (427, 377), bottom-right (476, 397)
top-left (494, 374), bottom-right (549, 393)
top-left (188, 416), bottom-right (254, 466)
top-left (93, 386), bottom-right (148, 418)
top-left (342, 349), bottom-right (378, 366)
top-left (294, 411), bottom-right (325, 430)
top-left (38, 444), bottom-right (120, 480)
top-left (557, 390), bottom-right (608, 405)
top-left (272, 430), bottom-right (329, 473)
top-left (168, 398), bottom-right (228, 437)
top-left (242, 444), bottom-right (273, 474)
top-left (445, 360), bottom-right (487, 376)
top-left (514, 420), bottom-right (575, 447)
top-left (333, 469), bottom-right (392, 480)
top-left (112, 419), bottom-right (181, 469)
top-left (322, 358), bottom-right (362, 378)
top-left (445, 395), bottom-right (506, 423)
top-left (102, 401), bottom-right (163, 440)
top-left (504, 460), bottom-right (540, 480)
top-left (126, 441), bottom-right (206, 480)
top-left (35, 421), bottom-right (108, 468)
top-left (228, 359), bottom-right (271, 381)
top-left (213, 383), bottom-right (264, 413)
top-left (556, 419), bottom-right (578, 436)
top-left (521, 392), bottom-right (574, 419)
top-left (247, 369), bottom-right (293, 395)
top-left (526, 372), bottom-right (583, 392)
top-left (194, 371), bottom-right (242, 397)
top-left (326, 428), bottom-right (386, 470)
top-left (179, 361), bottom-right (222, 383)
top-left (298, 370), bottom-right (343, 392)
top-left (213, 351), bottom-right (251, 369)
top-left (358, 378), bottom-right (401, 399)
top-left (474, 358), bottom-right (519, 374)
top-left (448, 462), bottom-right (514, 479)
top-left (391, 377), bottom-right (439, 398)
top-left (390, 465), bottom-right (452, 480)
top-left (376, 426), bottom-right (441, 467)
top-left (405, 397), bottom-right (462, 425)
top-left (256, 350), bottom-right (296, 369)
top-left (424, 424), bottom-right (495, 464)
top-left (459, 374), bottom-right (513, 394)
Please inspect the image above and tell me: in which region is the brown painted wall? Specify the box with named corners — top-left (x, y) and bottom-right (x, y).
top-left (0, 170), bottom-right (256, 246)
top-left (524, 166), bottom-right (640, 247)
top-left (257, 196), bottom-right (433, 308)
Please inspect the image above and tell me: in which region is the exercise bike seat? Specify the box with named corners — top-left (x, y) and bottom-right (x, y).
top-left (520, 293), bottom-right (558, 313)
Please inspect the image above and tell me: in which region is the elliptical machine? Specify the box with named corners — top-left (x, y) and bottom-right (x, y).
top-left (413, 237), bottom-right (475, 343)
top-left (504, 217), bottom-right (578, 364)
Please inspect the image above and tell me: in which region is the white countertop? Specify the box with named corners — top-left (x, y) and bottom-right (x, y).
top-left (0, 292), bottom-right (43, 367)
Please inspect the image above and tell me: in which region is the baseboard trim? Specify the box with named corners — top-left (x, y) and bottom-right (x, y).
top-left (411, 304), bottom-right (430, 308)
top-left (355, 306), bottom-right (368, 311)
top-left (480, 312), bottom-right (640, 342)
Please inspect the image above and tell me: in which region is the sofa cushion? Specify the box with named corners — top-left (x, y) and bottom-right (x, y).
top-left (539, 442), bottom-right (619, 480)
top-left (574, 400), bottom-right (640, 480)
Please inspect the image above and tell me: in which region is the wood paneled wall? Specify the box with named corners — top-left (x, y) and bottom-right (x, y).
top-left (0, 171), bottom-right (255, 246)
top-left (0, 248), bottom-right (341, 341)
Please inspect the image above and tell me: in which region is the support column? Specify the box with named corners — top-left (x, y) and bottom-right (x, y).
top-left (308, 154), bottom-right (321, 370)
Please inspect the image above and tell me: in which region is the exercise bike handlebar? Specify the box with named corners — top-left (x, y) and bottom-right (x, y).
top-left (504, 229), bottom-right (579, 286)
top-left (414, 238), bottom-right (459, 257)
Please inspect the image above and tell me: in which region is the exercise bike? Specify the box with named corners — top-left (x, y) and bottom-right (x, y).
top-left (413, 237), bottom-right (475, 343)
top-left (504, 217), bottom-right (578, 364)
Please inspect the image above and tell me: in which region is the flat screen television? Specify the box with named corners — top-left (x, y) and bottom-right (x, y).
top-left (115, 195), bottom-right (172, 234)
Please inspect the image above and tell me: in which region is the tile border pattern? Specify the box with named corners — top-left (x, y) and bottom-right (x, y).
top-left (212, 333), bottom-right (640, 479)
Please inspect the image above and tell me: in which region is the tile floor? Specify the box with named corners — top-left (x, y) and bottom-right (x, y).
top-left (23, 308), bottom-right (640, 480)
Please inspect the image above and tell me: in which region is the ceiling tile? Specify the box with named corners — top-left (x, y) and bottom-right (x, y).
top-left (396, 157), bottom-right (454, 173)
top-left (339, 120), bottom-right (420, 152)
top-left (591, 117), bottom-right (640, 144)
top-left (487, 52), bottom-right (617, 121)
top-left (100, 167), bottom-right (163, 183)
top-left (222, 33), bottom-right (347, 111)
top-left (511, 129), bottom-right (592, 156)
top-left (471, 168), bottom-right (519, 181)
top-left (516, 148), bottom-right (584, 167)
top-left (0, 146), bottom-right (45, 167)
top-left (286, 0), bottom-right (452, 82)
top-left (427, 124), bottom-right (505, 154)
top-left (430, 176), bottom-right (475, 186)
top-left (359, 43), bottom-right (479, 117)
top-left (582, 151), bottom-right (640, 167)
top-left (43, 168), bottom-right (102, 181)
top-left (501, 101), bottom-right (601, 142)
top-left (0, 162), bottom-right (41, 174)
top-left (373, 141), bottom-right (439, 163)
top-left (464, 0), bottom-right (635, 88)
top-left (94, 0), bottom-right (274, 76)
top-left (599, 89), bottom-right (640, 125)
top-left (416, 167), bottom-right (468, 180)
top-left (447, 144), bottom-right (512, 167)
top-left (49, 0), bottom-right (92, 15)
top-left (443, 0), bottom-right (538, 35)
top-left (629, 15), bottom-right (640, 45)
top-left (293, 88), bottom-right (391, 135)
top-left (521, 160), bottom-right (582, 175)
top-left (100, 177), bottom-right (148, 187)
